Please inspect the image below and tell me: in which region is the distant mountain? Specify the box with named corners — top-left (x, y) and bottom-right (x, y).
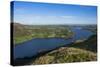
top-left (13, 23), bottom-right (31, 37)
top-left (12, 23), bottom-right (33, 44)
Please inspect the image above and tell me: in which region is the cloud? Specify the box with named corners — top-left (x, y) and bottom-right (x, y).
top-left (33, 15), bottom-right (74, 19)
top-left (60, 16), bottom-right (74, 18)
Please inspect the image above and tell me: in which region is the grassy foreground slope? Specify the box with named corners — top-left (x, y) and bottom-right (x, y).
top-left (32, 35), bottom-right (97, 64)
top-left (33, 47), bottom-right (96, 64)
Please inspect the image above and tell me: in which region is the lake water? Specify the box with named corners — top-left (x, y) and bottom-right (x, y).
top-left (14, 27), bottom-right (93, 59)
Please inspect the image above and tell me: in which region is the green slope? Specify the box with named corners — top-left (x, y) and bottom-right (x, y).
top-left (32, 35), bottom-right (97, 64)
top-left (13, 23), bottom-right (73, 45)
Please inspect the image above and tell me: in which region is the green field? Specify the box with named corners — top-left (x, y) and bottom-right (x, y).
top-left (13, 23), bottom-right (73, 44)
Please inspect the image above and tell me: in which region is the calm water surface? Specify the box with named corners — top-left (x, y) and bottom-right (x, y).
top-left (14, 27), bottom-right (93, 59)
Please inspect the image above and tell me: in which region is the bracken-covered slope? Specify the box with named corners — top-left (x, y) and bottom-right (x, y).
top-left (32, 35), bottom-right (97, 64)
top-left (33, 47), bottom-right (96, 64)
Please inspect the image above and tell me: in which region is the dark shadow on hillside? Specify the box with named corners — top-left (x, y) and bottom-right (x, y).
top-left (13, 45), bottom-right (66, 66)
top-left (13, 52), bottom-right (49, 66)
top-left (67, 35), bottom-right (97, 53)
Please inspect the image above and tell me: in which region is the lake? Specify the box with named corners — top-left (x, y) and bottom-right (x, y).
top-left (14, 27), bottom-right (93, 59)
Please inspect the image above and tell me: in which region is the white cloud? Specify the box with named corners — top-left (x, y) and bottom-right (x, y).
top-left (60, 16), bottom-right (74, 18)
top-left (33, 15), bottom-right (74, 19)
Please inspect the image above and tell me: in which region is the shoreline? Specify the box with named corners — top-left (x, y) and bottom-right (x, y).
top-left (14, 35), bottom-right (74, 46)
top-left (13, 42), bottom-right (74, 66)
top-left (13, 34), bottom-right (97, 66)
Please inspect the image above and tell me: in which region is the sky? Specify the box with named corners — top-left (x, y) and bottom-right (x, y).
top-left (12, 1), bottom-right (97, 25)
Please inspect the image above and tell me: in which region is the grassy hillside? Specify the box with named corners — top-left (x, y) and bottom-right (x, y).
top-left (13, 23), bottom-right (73, 45)
top-left (32, 47), bottom-right (96, 64)
top-left (32, 35), bottom-right (97, 64)
top-left (13, 23), bottom-right (33, 44)
top-left (68, 35), bottom-right (97, 53)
